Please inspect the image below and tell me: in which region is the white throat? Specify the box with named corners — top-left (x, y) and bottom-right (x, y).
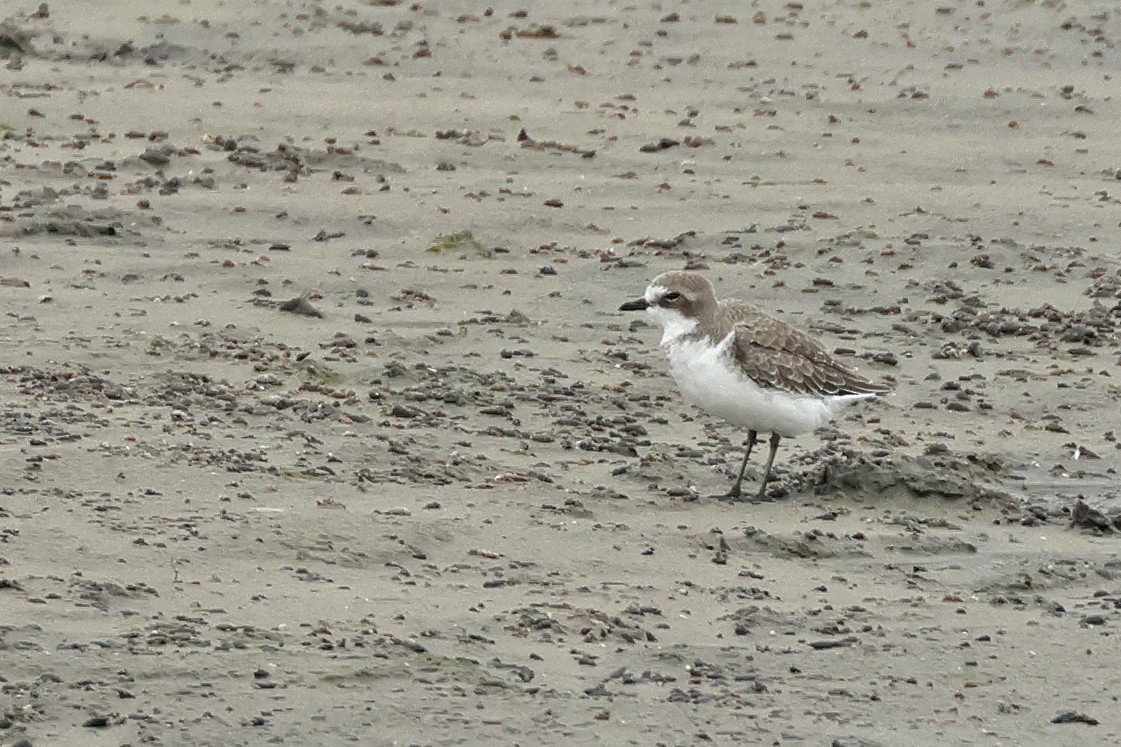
top-left (648, 306), bottom-right (698, 346)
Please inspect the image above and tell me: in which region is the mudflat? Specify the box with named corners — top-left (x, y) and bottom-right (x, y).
top-left (2, 2), bottom-right (1119, 745)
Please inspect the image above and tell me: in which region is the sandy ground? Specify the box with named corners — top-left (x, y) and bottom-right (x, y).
top-left (2, 1), bottom-right (1121, 745)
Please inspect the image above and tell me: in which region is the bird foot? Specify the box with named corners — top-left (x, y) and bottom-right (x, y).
top-left (751, 489), bottom-right (776, 504)
top-left (715, 486), bottom-right (747, 502)
top-left (713, 483), bottom-right (777, 503)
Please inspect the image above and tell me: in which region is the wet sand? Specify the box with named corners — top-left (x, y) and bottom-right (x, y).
top-left (1, 1), bottom-right (1120, 745)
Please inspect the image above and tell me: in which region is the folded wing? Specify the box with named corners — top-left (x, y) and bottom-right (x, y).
top-left (727, 311), bottom-right (891, 397)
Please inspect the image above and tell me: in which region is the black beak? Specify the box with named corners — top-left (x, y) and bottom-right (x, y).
top-left (619, 298), bottom-right (648, 311)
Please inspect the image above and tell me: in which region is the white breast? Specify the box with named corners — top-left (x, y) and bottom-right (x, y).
top-left (660, 332), bottom-right (849, 437)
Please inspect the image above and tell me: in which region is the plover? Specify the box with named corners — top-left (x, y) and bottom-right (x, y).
top-left (620, 271), bottom-right (891, 500)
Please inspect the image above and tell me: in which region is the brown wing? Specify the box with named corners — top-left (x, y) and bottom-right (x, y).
top-left (726, 310), bottom-right (891, 397)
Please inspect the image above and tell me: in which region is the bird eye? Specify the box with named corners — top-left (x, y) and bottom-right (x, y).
top-left (662, 292), bottom-right (683, 303)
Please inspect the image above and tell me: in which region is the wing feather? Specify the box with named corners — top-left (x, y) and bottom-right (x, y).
top-left (721, 305), bottom-right (891, 397)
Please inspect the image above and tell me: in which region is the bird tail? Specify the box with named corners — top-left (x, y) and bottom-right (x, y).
top-left (824, 390), bottom-right (891, 416)
top-left (830, 392), bottom-right (882, 405)
top-left (836, 377), bottom-right (893, 397)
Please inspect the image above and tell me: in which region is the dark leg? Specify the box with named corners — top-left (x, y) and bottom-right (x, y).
top-left (725, 430), bottom-right (758, 499)
top-left (754, 433), bottom-right (782, 500)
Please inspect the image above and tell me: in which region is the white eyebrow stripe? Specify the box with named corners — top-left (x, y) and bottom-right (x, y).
top-left (644, 284), bottom-right (669, 304)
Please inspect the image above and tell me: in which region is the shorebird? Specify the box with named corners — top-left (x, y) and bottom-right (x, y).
top-left (620, 271), bottom-right (891, 500)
